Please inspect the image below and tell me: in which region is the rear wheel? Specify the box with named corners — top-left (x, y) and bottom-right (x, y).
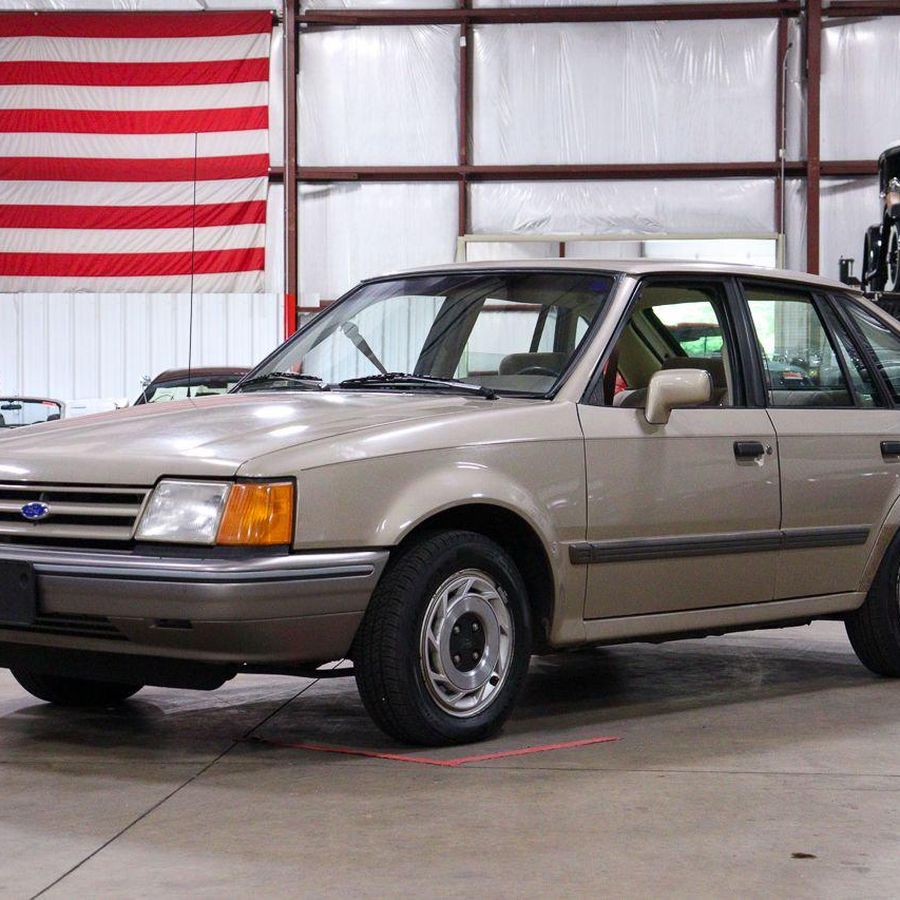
top-left (845, 542), bottom-right (900, 677)
top-left (354, 530), bottom-right (532, 746)
top-left (11, 669), bottom-right (142, 706)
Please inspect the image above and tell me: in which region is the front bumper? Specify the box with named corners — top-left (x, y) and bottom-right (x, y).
top-left (0, 544), bottom-right (389, 668)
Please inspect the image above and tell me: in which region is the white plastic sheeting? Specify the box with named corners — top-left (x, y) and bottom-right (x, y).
top-left (469, 179), bottom-right (776, 236)
top-left (823, 19), bottom-right (900, 162)
top-left (473, 21), bottom-right (777, 164)
top-left (299, 26), bottom-right (459, 166)
top-left (0, 1), bottom-right (276, 8)
top-left (299, 182), bottom-right (457, 304)
top-left (821, 177), bottom-right (880, 283)
top-left (0, 293), bottom-right (283, 403)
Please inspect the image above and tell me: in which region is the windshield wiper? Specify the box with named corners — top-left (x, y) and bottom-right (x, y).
top-left (236, 371), bottom-right (329, 392)
top-left (338, 373), bottom-right (495, 399)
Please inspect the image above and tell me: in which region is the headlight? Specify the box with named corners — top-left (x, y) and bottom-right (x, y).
top-left (136, 480), bottom-right (231, 545)
top-left (136, 480), bottom-right (295, 546)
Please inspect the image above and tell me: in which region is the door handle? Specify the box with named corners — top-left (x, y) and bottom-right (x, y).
top-left (734, 440), bottom-right (766, 460)
top-left (881, 441), bottom-right (900, 458)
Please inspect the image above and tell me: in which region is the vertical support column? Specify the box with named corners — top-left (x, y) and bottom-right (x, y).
top-left (805, 0), bottom-right (822, 274)
top-left (457, 7), bottom-right (471, 246)
top-left (283, 0), bottom-right (299, 336)
top-left (774, 12), bottom-right (789, 236)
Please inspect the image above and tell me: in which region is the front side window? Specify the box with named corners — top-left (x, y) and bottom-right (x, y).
top-left (605, 281), bottom-right (736, 409)
top-left (843, 301), bottom-right (900, 403)
top-left (743, 283), bottom-right (857, 408)
top-left (240, 273), bottom-right (616, 397)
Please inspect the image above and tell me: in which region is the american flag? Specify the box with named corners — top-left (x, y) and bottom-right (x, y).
top-left (0, 11), bottom-right (272, 293)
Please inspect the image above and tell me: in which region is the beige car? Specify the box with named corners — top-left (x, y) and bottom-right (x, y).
top-left (3, 260), bottom-right (900, 746)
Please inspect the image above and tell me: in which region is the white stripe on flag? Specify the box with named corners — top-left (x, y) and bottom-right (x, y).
top-left (0, 81), bottom-right (266, 111)
top-left (0, 177), bottom-right (268, 206)
top-left (0, 270), bottom-right (266, 294)
top-left (0, 33), bottom-right (271, 65)
top-left (0, 130), bottom-right (269, 159)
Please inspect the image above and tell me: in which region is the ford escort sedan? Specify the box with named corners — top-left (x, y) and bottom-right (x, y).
top-left (3, 261), bottom-right (900, 746)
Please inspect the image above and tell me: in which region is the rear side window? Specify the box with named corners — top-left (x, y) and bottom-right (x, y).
top-left (742, 283), bottom-right (856, 408)
top-left (844, 302), bottom-right (900, 403)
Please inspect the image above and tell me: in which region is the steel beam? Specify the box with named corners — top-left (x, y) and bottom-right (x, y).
top-left (283, 0), bottom-right (298, 335)
top-left (806, 0), bottom-right (822, 274)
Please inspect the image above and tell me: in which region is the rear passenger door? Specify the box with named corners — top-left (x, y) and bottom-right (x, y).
top-left (741, 281), bottom-right (900, 600)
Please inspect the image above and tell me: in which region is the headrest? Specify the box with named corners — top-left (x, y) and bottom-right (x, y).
top-left (498, 352), bottom-right (567, 376)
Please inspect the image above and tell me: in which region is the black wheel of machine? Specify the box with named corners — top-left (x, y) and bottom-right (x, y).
top-left (863, 227), bottom-right (880, 292)
top-left (845, 541), bottom-right (900, 677)
top-left (11, 669), bottom-right (142, 706)
top-left (884, 222), bottom-right (900, 293)
top-left (354, 530), bottom-right (532, 746)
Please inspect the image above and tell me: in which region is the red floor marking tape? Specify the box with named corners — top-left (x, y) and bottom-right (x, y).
top-left (247, 735), bottom-right (619, 766)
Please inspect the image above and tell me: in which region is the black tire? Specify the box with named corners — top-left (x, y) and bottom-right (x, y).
top-left (884, 222), bottom-right (900, 293)
top-left (11, 669), bottom-right (142, 706)
top-left (845, 540), bottom-right (900, 677)
top-left (354, 530), bottom-right (532, 746)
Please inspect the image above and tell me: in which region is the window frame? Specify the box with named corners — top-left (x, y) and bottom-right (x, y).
top-left (824, 292), bottom-right (899, 410)
top-left (735, 277), bottom-right (878, 411)
top-left (581, 274), bottom-right (753, 409)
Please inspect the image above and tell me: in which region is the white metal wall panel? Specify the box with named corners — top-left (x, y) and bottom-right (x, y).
top-left (0, 293), bottom-right (283, 404)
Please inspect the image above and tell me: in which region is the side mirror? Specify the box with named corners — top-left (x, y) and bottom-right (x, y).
top-left (644, 369), bottom-right (711, 425)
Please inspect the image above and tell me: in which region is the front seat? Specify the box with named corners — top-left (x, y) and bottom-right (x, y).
top-left (616, 356), bottom-right (729, 409)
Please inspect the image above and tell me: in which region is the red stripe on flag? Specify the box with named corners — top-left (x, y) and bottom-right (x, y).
top-left (0, 247), bottom-right (265, 277)
top-left (0, 155), bottom-right (269, 182)
top-left (0, 59), bottom-right (270, 87)
top-left (1, 107), bottom-right (268, 135)
top-left (0, 200), bottom-right (267, 230)
top-left (0, 12), bottom-right (272, 39)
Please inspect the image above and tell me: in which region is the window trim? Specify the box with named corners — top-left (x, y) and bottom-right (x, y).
top-left (580, 274), bottom-right (750, 409)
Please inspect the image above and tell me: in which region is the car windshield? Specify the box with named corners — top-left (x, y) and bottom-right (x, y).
top-left (139, 376), bottom-right (245, 404)
top-left (0, 398), bottom-right (63, 428)
top-left (239, 272), bottom-right (616, 397)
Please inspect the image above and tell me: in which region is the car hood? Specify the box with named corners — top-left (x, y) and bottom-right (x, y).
top-left (0, 390), bottom-right (518, 485)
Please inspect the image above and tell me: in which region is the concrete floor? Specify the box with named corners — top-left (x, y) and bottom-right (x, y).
top-left (1, 620), bottom-right (899, 899)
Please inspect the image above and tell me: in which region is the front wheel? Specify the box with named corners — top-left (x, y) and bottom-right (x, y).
top-left (12, 669), bottom-right (142, 706)
top-left (354, 530), bottom-right (532, 746)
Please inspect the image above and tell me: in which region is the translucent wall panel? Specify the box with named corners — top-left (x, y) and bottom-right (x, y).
top-left (820, 177), bottom-right (879, 283)
top-left (475, 0), bottom-right (767, 6)
top-left (473, 21), bottom-right (776, 165)
top-left (823, 19), bottom-right (900, 161)
top-left (299, 26), bottom-right (459, 165)
top-left (265, 183), bottom-right (285, 294)
top-left (0, 1), bottom-right (276, 8)
top-left (783, 178), bottom-right (806, 273)
top-left (299, 182), bottom-right (457, 305)
top-left (470, 179), bottom-right (776, 237)
top-left (0, 293), bottom-right (283, 404)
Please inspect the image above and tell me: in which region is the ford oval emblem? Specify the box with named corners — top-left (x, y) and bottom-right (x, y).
top-left (21, 502), bottom-right (51, 522)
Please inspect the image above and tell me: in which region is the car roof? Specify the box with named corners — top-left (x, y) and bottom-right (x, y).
top-left (150, 366), bottom-right (249, 384)
top-left (379, 259), bottom-right (860, 294)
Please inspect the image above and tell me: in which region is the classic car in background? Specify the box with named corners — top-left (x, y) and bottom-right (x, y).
top-left (862, 143), bottom-right (900, 293)
top-left (133, 367), bottom-right (250, 405)
top-left (0, 397), bottom-right (64, 429)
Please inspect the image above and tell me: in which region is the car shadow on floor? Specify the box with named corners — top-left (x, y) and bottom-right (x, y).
top-left (0, 629), bottom-right (892, 769)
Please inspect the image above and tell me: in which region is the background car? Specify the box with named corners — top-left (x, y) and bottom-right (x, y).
top-left (133, 367), bottom-right (250, 405)
top-left (0, 397), bottom-right (64, 428)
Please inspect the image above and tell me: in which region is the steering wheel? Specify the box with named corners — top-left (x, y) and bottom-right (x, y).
top-left (517, 366), bottom-right (560, 378)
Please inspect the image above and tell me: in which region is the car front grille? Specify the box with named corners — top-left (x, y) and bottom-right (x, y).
top-left (0, 483), bottom-right (150, 545)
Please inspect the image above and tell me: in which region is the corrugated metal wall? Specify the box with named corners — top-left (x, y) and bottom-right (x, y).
top-left (0, 293), bottom-right (283, 404)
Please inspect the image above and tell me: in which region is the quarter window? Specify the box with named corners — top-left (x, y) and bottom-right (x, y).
top-left (743, 284), bottom-right (856, 408)
top-left (843, 302), bottom-right (900, 403)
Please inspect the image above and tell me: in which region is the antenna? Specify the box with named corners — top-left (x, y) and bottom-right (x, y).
top-left (187, 131), bottom-right (198, 399)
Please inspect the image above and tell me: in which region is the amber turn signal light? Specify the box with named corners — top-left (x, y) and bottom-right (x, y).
top-left (216, 481), bottom-right (295, 546)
